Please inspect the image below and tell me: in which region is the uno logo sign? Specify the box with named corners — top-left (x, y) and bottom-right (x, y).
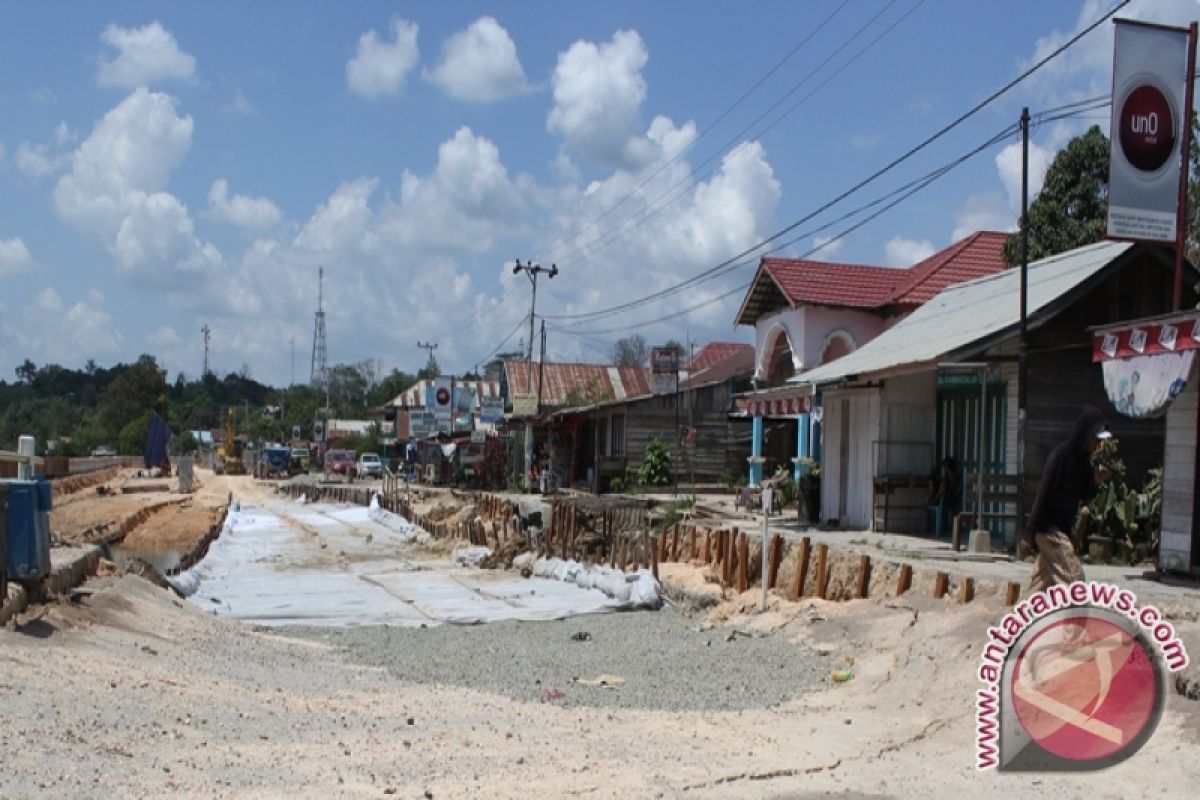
top-left (436, 387), bottom-right (451, 406)
top-left (1118, 84), bottom-right (1175, 173)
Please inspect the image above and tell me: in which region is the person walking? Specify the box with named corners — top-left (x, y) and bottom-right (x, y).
top-left (1024, 405), bottom-right (1112, 593)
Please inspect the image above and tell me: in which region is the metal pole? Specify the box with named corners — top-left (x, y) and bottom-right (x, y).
top-left (1172, 23), bottom-right (1198, 312)
top-left (977, 368), bottom-right (987, 533)
top-left (1018, 106), bottom-right (1030, 535)
top-left (673, 359), bottom-right (679, 497)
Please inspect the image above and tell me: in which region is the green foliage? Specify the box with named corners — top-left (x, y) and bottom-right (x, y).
top-left (1074, 438), bottom-right (1162, 565)
top-left (176, 430), bottom-right (199, 454)
top-left (638, 436), bottom-right (673, 486)
top-left (98, 355), bottom-right (169, 444)
top-left (1003, 125), bottom-right (1109, 266)
top-left (660, 495), bottom-right (695, 528)
top-left (118, 416), bottom-right (150, 456)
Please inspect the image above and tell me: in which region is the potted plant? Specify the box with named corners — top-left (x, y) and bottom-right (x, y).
top-left (797, 459), bottom-right (822, 523)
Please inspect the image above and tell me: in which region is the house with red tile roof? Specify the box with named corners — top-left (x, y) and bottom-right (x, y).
top-left (732, 231), bottom-right (1009, 487)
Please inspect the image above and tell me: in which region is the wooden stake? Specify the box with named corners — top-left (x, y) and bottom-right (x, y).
top-left (651, 533), bottom-right (659, 580)
top-left (856, 554), bottom-right (872, 599)
top-left (933, 571), bottom-right (949, 599)
top-left (767, 534), bottom-right (782, 590)
top-left (736, 532), bottom-right (749, 593)
top-left (658, 528), bottom-right (668, 563)
top-left (689, 527), bottom-right (697, 561)
top-left (896, 563), bottom-right (912, 596)
top-left (815, 543), bottom-right (828, 599)
top-left (671, 524), bottom-right (681, 562)
top-left (702, 529), bottom-right (711, 563)
top-left (789, 537), bottom-right (811, 601)
top-left (1005, 581), bottom-right (1021, 606)
top-left (959, 576), bottom-right (975, 604)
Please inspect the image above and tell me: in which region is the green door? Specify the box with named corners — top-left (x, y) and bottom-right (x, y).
top-left (936, 383), bottom-right (1007, 499)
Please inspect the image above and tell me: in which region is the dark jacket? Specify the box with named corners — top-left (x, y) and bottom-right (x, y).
top-left (1025, 406), bottom-right (1107, 541)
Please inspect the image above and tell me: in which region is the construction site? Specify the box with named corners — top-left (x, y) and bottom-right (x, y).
top-left (2, 450), bottom-right (1199, 798)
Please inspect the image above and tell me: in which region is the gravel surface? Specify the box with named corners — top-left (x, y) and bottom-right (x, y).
top-left (278, 606), bottom-right (826, 711)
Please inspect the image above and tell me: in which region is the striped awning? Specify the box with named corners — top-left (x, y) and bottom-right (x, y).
top-left (737, 391), bottom-right (813, 418)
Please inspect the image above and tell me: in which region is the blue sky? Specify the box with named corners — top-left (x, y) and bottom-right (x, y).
top-left (1, 0), bottom-right (1197, 386)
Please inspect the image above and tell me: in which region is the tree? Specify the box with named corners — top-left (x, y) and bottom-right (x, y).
top-left (612, 334), bottom-right (648, 368)
top-left (15, 359), bottom-right (36, 385)
top-left (1003, 125), bottom-right (1110, 266)
top-left (98, 355), bottom-right (168, 443)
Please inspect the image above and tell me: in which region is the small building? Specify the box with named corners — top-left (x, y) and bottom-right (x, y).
top-left (380, 379), bottom-right (502, 445)
top-left (734, 231), bottom-right (1009, 484)
top-left (786, 240), bottom-right (1196, 542)
top-left (547, 343), bottom-right (755, 491)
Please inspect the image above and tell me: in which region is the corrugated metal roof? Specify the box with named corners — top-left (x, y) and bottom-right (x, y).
top-left (504, 361), bottom-right (652, 406)
top-left (688, 341), bottom-right (753, 371)
top-left (791, 240), bottom-right (1135, 387)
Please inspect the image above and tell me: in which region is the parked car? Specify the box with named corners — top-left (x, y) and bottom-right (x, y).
top-left (323, 449), bottom-right (356, 480)
top-left (91, 445), bottom-right (118, 457)
top-left (289, 447), bottom-right (311, 475)
top-left (356, 452), bottom-right (383, 479)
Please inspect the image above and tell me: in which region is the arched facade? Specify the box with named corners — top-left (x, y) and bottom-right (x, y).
top-left (819, 329), bottom-right (857, 365)
top-left (757, 321), bottom-right (800, 383)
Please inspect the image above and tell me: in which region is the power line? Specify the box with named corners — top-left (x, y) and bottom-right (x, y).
top-left (548, 0), bottom-right (921, 270)
top-left (534, 0), bottom-right (857, 265)
top-left (540, 0), bottom-right (1129, 325)
top-left (551, 119), bottom-right (1021, 337)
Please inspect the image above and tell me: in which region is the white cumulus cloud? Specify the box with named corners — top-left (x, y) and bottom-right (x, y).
top-left (0, 237), bottom-right (36, 276)
top-left (97, 21), bottom-right (196, 88)
top-left (548, 30), bottom-right (656, 170)
top-left (425, 16), bottom-right (529, 103)
top-left (207, 179), bottom-right (283, 229)
top-left (884, 236), bottom-right (935, 267)
top-left (53, 88), bottom-right (221, 286)
top-left (347, 17), bottom-right (420, 98)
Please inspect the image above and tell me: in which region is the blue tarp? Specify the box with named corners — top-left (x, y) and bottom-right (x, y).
top-left (144, 411), bottom-right (172, 469)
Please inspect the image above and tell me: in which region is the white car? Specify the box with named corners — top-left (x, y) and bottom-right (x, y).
top-left (356, 452), bottom-right (383, 479)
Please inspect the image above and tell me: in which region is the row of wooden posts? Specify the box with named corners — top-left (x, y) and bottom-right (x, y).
top-left (345, 489), bottom-right (1025, 606)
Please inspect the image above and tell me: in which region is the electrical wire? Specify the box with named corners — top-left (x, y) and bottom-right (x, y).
top-left (548, 0), bottom-right (921, 269)
top-left (539, 0), bottom-right (1130, 325)
top-left (533, 0), bottom-right (856, 265)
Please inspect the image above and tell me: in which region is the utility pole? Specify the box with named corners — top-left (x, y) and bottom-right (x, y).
top-left (1018, 107), bottom-right (1029, 538)
top-left (201, 324), bottom-right (211, 377)
top-left (417, 341), bottom-right (438, 375)
top-left (512, 259), bottom-right (558, 490)
top-left (310, 267), bottom-right (328, 389)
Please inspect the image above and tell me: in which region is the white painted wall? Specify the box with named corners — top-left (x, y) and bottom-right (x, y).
top-left (820, 387), bottom-right (881, 529)
top-left (1160, 363), bottom-right (1197, 573)
top-left (753, 306), bottom-right (889, 380)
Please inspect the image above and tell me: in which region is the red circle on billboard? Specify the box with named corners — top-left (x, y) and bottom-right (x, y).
top-left (1119, 84), bottom-right (1176, 172)
top-left (1010, 616), bottom-right (1158, 763)
top-left (436, 387), bottom-right (451, 405)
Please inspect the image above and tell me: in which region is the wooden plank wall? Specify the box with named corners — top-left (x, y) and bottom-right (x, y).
top-left (1161, 369), bottom-right (1197, 571)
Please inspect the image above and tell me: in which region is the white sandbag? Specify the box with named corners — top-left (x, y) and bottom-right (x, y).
top-left (167, 569), bottom-right (200, 597)
top-left (453, 546), bottom-right (492, 567)
top-left (628, 570), bottom-right (661, 607)
top-left (512, 553), bottom-right (536, 572)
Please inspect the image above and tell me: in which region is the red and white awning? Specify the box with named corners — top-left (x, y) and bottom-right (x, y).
top-left (1092, 314), bottom-right (1200, 362)
top-left (738, 393), bottom-right (813, 418)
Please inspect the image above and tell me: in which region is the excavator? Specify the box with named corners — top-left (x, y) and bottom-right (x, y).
top-left (215, 407), bottom-right (247, 475)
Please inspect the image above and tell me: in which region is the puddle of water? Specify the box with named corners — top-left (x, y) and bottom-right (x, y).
top-left (109, 544), bottom-right (183, 575)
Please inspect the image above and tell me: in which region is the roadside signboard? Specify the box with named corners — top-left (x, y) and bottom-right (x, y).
top-left (937, 372), bottom-right (981, 389)
top-left (292, 425), bottom-right (302, 441)
top-left (312, 420), bottom-right (325, 443)
top-left (480, 395), bottom-right (505, 423)
top-left (410, 410), bottom-right (437, 438)
top-left (433, 376), bottom-right (453, 421)
top-left (651, 346), bottom-right (680, 396)
top-left (1107, 20), bottom-right (1190, 242)
top-left (471, 430), bottom-right (486, 444)
top-left (511, 393), bottom-right (538, 417)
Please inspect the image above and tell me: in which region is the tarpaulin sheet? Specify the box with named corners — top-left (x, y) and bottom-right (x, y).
top-left (171, 497), bottom-right (639, 627)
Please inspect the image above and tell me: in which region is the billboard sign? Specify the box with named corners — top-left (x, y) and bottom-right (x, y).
top-left (433, 376), bottom-right (453, 421)
top-left (312, 420), bottom-right (325, 443)
top-left (409, 410), bottom-right (437, 438)
top-left (651, 346), bottom-right (680, 395)
top-left (1107, 20), bottom-right (1190, 242)
top-left (480, 395), bottom-right (505, 423)
top-left (511, 393), bottom-right (538, 417)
